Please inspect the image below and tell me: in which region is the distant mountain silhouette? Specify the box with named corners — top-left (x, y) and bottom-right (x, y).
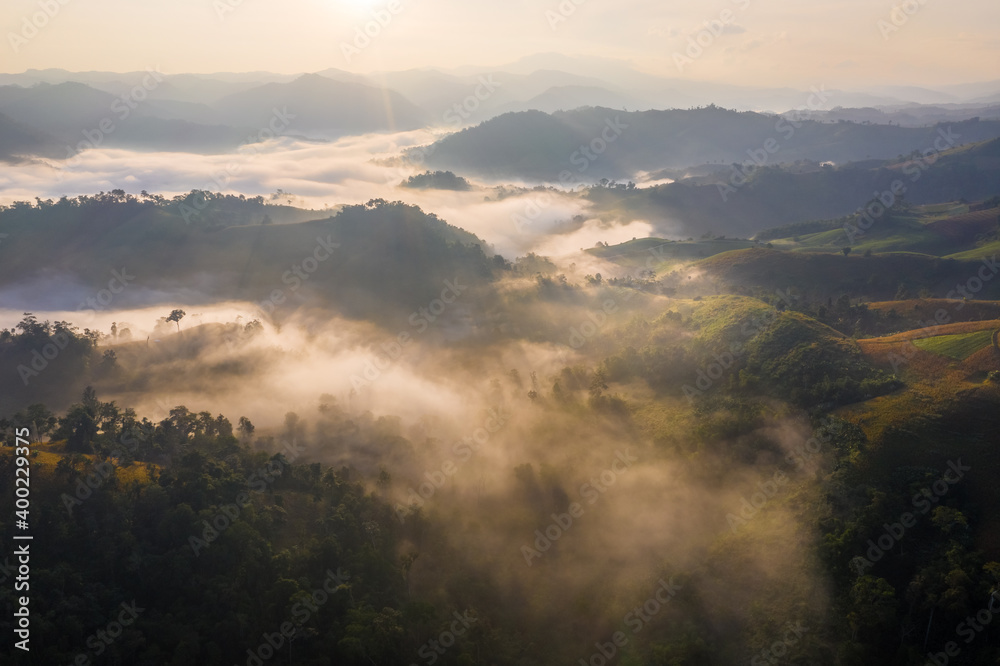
top-left (212, 74), bottom-right (430, 136)
top-left (0, 81), bottom-right (245, 153)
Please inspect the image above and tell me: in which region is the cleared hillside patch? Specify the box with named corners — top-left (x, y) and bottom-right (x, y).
top-left (913, 328), bottom-right (996, 360)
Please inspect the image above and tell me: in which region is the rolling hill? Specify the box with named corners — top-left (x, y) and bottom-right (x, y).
top-left (695, 247), bottom-right (1000, 302)
top-left (574, 138), bottom-right (1000, 239)
top-left (0, 193), bottom-right (494, 324)
top-left (420, 107), bottom-right (1000, 181)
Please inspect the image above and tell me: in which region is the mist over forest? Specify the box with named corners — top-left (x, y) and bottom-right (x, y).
top-left (3, 2), bottom-right (1000, 665)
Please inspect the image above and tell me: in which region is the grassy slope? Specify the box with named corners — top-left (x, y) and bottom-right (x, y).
top-left (587, 237), bottom-right (757, 273)
top-left (866, 298), bottom-right (1000, 325)
top-left (697, 248), bottom-right (1000, 301)
top-left (681, 295), bottom-right (897, 406)
top-left (846, 318), bottom-right (1000, 549)
top-left (947, 239), bottom-right (1000, 260)
top-left (768, 202), bottom-right (998, 257)
top-left (913, 328), bottom-right (996, 359)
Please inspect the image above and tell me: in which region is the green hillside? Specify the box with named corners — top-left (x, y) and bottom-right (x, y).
top-left (695, 247), bottom-right (1000, 302)
top-left (577, 138), bottom-right (1000, 239)
top-left (758, 199), bottom-right (999, 257)
top-left (586, 237), bottom-right (757, 272)
top-left (913, 328), bottom-right (997, 359)
top-left (0, 192), bottom-right (496, 322)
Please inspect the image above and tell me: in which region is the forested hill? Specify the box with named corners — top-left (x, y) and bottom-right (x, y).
top-left (421, 106), bottom-right (1000, 181)
top-left (576, 137), bottom-right (1000, 239)
top-left (0, 192), bottom-right (496, 322)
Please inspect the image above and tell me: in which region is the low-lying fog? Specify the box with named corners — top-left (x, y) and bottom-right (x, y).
top-left (0, 133), bottom-right (830, 657)
top-left (0, 131), bottom-right (659, 258)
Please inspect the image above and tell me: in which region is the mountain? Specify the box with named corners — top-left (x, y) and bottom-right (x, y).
top-left (0, 68), bottom-right (163, 87)
top-left (784, 104), bottom-right (1000, 127)
top-left (140, 73), bottom-right (292, 105)
top-left (365, 68), bottom-right (509, 122)
top-left (1, 66), bottom-right (999, 161)
top-left (571, 136), bottom-right (1000, 239)
top-left (0, 111), bottom-right (65, 162)
top-left (0, 82), bottom-right (261, 153)
top-left (872, 85), bottom-right (960, 105)
top-left (971, 91), bottom-right (1000, 105)
top-left (463, 52), bottom-right (644, 81)
top-left (937, 78), bottom-right (1000, 101)
top-left (422, 107), bottom-right (1000, 181)
top-left (496, 84), bottom-right (644, 114)
top-left (212, 74), bottom-right (430, 136)
top-left (368, 68), bottom-right (620, 123)
top-left (422, 109), bottom-right (595, 179)
top-left (0, 82), bottom-right (118, 136)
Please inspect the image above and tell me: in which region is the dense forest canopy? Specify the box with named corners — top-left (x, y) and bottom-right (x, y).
top-left (3, 36), bottom-right (1000, 666)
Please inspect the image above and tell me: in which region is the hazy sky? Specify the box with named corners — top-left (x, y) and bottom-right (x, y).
top-left (2, 0), bottom-right (998, 87)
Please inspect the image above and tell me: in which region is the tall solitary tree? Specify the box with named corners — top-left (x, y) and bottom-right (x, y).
top-left (238, 416), bottom-right (255, 442)
top-left (166, 309), bottom-right (186, 333)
